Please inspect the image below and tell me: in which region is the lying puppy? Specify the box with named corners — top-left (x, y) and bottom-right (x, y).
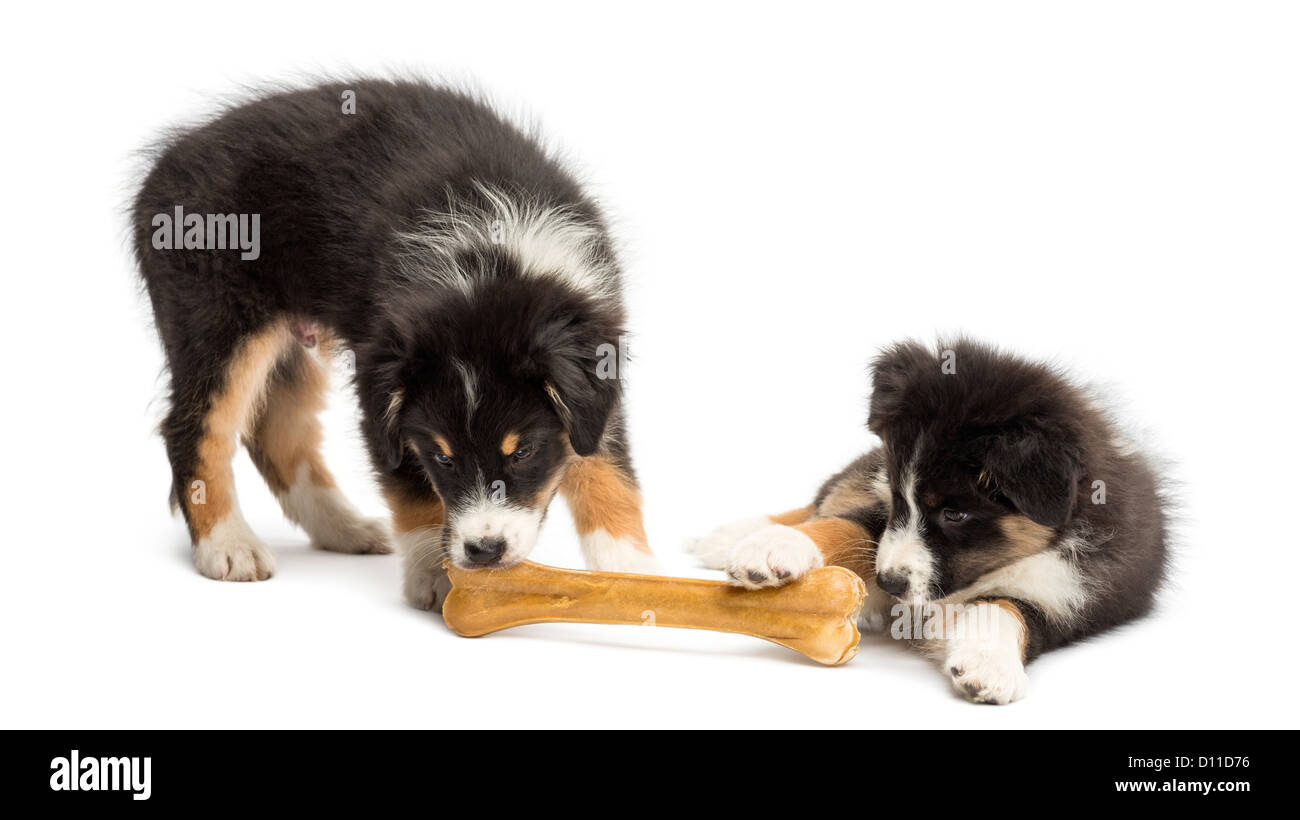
top-left (132, 79), bottom-right (657, 607)
top-left (690, 339), bottom-right (1168, 703)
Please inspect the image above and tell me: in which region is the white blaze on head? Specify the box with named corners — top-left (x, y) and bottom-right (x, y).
top-left (446, 485), bottom-right (543, 567)
top-left (875, 458), bottom-right (936, 603)
top-left (452, 359), bottom-right (480, 419)
top-left (392, 182), bottom-right (619, 303)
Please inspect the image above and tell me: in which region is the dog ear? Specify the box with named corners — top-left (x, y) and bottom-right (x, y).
top-left (534, 314), bottom-right (622, 457)
top-left (981, 428), bottom-right (1080, 528)
top-left (867, 341), bottom-right (930, 436)
top-left (356, 321), bottom-right (413, 472)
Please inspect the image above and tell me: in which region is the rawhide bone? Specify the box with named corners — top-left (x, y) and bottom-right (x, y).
top-left (441, 560), bottom-right (867, 666)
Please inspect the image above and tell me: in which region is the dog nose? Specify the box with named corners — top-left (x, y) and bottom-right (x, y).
top-left (876, 571), bottom-right (909, 597)
top-left (463, 537), bottom-right (506, 565)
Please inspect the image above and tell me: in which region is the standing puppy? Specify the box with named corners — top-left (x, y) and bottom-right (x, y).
top-left (690, 339), bottom-right (1168, 703)
top-left (133, 79), bottom-right (656, 607)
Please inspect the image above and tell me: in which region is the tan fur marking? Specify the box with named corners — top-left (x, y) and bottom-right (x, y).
top-left (993, 599), bottom-right (1029, 659)
top-left (188, 322), bottom-right (294, 539)
top-left (501, 431), bottom-right (521, 456)
top-left (314, 327), bottom-right (339, 359)
top-left (948, 515), bottom-right (1056, 589)
top-left (999, 515), bottom-right (1055, 557)
top-left (245, 348), bottom-right (336, 496)
top-left (433, 435), bottom-right (454, 457)
top-left (559, 456), bottom-right (650, 553)
top-left (794, 517), bottom-right (874, 579)
top-left (816, 465), bottom-right (889, 517)
top-left (818, 471), bottom-right (889, 518)
top-left (769, 506), bottom-right (814, 526)
top-left (529, 462), bottom-right (570, 512)
top-left (383, 487), bottom-right (446, 534)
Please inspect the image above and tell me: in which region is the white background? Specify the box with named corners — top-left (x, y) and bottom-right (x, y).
top-left (2, 1), bottom-right (1297, 729)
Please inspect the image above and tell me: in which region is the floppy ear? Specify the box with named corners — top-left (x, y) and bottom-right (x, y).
top-left (356, 322), bottom-right (413, 472)
top-left (534, 315), bottom-right (622, 457)
top-left (867, 341), bottom-right (929, 436)
top-left (981, 428), bottom-right (1080, 528)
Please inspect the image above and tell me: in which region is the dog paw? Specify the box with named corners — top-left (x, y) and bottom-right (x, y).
top-left (725, 525), bottom-right (823, 589)
top-left (194, 519), bottom-right (276, 581)
top-left (313, 515), bottom-right (393, 555)
top-left (403, 561), bottom-right (451, 612)
top-left (685, 516), bottom-right (773, 569)
top-left (857, 601), bottom-right (894, 633)
top-left (582, 530), bottom-right (661, 574)
top-left (946, 642), bottom-right (1028, 705)
top-left (283, 479), bottom-right (394, 554)
top-left (398, 529), bottom-right (449, 610)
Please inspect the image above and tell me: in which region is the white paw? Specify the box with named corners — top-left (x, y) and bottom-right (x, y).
top-left (582, 529), bottom-right (661, 574)
top-left (945, 642), bottom-right (1029, 705)
top-left (194, 516), bottom-right (276, 581)
top-left (725, 525), bottom-right (823, 589)
top-left (685, 516), bottom-right (773, 570)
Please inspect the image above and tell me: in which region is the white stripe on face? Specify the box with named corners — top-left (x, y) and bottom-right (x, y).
top-left (874, 459), bottom-right (936, 603)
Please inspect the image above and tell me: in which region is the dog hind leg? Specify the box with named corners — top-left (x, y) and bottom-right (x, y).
top-left (164, 321), bottom-right (292, 581)
top-left (245, 342), bottom-right (391, 555)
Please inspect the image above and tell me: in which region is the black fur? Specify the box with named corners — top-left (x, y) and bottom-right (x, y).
top-left (820, 338), bottom-right (1169, 662)
top-left (133, 79), bottom-right (633, 569)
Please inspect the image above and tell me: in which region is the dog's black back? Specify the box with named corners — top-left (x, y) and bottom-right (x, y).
top-left (133, 80), bottom-right (604, 346)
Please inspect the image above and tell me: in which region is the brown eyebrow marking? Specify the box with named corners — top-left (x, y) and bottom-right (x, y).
top-left (501, 431), bottom-right (521, 456)
top-left (433, 435), bottom-right (454, 457)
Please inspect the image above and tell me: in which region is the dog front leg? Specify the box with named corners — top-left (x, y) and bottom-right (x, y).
top-left (559, 455), bottom-right (658, 573)
top-left (934, 598), bottom-right (1038, 705)
top-left (383, 481), bottom-right (450, 610)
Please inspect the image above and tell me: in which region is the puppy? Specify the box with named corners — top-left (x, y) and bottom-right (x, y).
top-left (690, 339), bottom-right (1168, 703)
top-left (132, 79), bottom-right (657, 607)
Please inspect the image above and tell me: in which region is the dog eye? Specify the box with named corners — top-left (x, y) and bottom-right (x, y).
top-left (942, 509), bottom-right (968, 523)
top-left (512, 444), bottom-right (535, 462)
top-left (433, 452), bottom-right (453, 467)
